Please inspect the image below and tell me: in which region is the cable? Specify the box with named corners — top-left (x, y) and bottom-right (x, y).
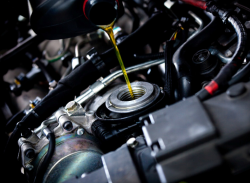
top-left (3, 12), bottom-right (171, 176)
top-left (5, 110), bottom-right (25, 133)
top-left (164, 40), bottom-right (174, 104)
top-left (33, 128), bottom-right (55, 183)
top-left (34, 59), bottom-right (54, 83)
top-left (178, 1), bottom-right (249, 100)
top-left (163, 27), bottom-right (183, 104)
top-left (229, 60), bottom-right (250, 86)
top-left (194, 2), bottom-right (249, 100)
top-left (173, 12), bottom-right (223, 99)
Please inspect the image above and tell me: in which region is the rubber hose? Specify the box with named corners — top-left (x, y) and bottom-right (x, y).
top-left (35, 60), bottom-right (54, 83)
top-left (3, 126), bottom-right (22, 181)
top-left (213, 15), bottom-right (248, 88)
top-left (229, 61), bottom-right (250, 86)
top-left (198, 13), bottom-right (248, 100)
top-left (33, 132), bottom-right (55, 183)
top-left (21, 12), bottom-right (170, 130)
top-left (164, 41), bottom-right (174, 104)
top-left (172, 12), bottom-right (223, 100)
top-left (3, 12), bottom-right (171, 174)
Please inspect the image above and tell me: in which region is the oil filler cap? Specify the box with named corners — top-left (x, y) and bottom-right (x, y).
top-left (227, 83), bottom-right (246, 98)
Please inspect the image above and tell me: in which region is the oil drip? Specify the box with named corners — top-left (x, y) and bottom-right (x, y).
top-left (99, 21), bottom-right (135, 100)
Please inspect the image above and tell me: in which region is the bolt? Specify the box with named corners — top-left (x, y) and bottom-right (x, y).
top-left (225, 50), bottom-right (233, 57)
top-left (126, 137), bottom-right (138, 148)
top-left (25, 149), bottom-right (35, 159)
top-left (65, 101), bottom-right (78, 112)
top-left (25, 164), bottom-right (34, 171)
top-left (63, 121), bottom-right (73, 131)
top-left (77, 128), bottom-right (85, 136)
top-left (49, 80), bottom-right (57, 90)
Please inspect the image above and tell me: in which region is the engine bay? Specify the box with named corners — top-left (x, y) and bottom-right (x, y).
top-left (1, 0), bottom-right (250, 182)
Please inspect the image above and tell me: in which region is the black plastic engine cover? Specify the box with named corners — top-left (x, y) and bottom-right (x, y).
top-left (30, 0), bottom-right (123, 40)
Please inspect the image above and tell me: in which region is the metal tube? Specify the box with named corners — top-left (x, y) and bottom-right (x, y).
top-left (75, 41), bottom-right (86, 57)
top-left (34, 117), bottom-right (57, 134)
top-left (188, 11), bottom-right (204, 40)
top-left (209, 47), bottom-right (232, 64)
top-left (75, 58), bottom-right (165, 105)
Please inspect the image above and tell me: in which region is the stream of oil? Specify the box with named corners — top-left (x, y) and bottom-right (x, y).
top-left (99, 22), bottom-right (135, 99)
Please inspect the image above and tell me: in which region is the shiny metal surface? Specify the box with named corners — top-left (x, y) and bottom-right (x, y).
top-left (209, 47), bottom-right (232, 63)
top-left (75, 59), bottom-right (164, 105)
top-left (32, 131), bottom-right (102, 183)
top-left (188, 11), bottom-right (204, 40)
top-left (106, 82), bottom-right (160, 113)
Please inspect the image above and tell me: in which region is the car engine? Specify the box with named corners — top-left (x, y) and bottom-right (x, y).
top-left (1, 0), bottom-right (250, 182)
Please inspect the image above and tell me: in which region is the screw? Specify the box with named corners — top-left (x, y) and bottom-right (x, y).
top-left (63, 121), bottom-right (73, 131)
top-left (77, 128), bottom-right (85, 136)
top-left (65, 101), bottom-right (78, 112)
top-left (25, 164), bottom-right (34, 171)
top-left (126, 137), bottom-right (138, 148)
top-left (25, 149), bottom-right (35, 159)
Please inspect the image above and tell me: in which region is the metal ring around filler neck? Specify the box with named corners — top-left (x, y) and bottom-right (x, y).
top-left (105, 82), bottom-right (160, 113)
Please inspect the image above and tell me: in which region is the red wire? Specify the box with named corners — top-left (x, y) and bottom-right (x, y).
top-left (179, 0), bottom-right (207, 10)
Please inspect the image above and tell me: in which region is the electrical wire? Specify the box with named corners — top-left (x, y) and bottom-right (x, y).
top-left (179, 0), bottom-right (249, 100)
top-left (33, 129), bottom-right (55, 183)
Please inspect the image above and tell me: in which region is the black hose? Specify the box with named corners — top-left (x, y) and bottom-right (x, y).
top-left (3, 125), bottom-right (23, 181)
top-left (172, 12), bottom-right (224, 100)
top-left (35, 59), bottom-right (54, 83)
top-left (133, 52), bottom-right (164, 60)
top-left (213, 15), bottom-right (248, 87)
top-left (229, 61), bottom-right (250, 86)
top-left (3, 13), bottom-right (171, 177)
top-left (5, 110), bottom-right (24, 133)
top-left (33, 131), bottom-right (55, 183)
top-left (197, 3), bottom-right (249, 100)
top-left (164, 41), bottom-right (174, 104)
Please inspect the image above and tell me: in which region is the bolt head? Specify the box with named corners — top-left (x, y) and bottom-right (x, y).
top-left (127, 137), bottom-right (138, 148)
top-left (49, 80), bottom-right (57, 88)
top-left (65, 101), bottom-right (78, 112)
top-left (63, 121), bottom-right (73, 131)
top-left (77, 128), bottom-right (85, 136)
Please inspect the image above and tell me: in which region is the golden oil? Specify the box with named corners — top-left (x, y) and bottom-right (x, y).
top-left (99, 22), bottom-right (135, 100)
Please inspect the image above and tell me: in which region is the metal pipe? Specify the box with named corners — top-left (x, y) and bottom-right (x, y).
top-left (188, 11), bottom-right (204, 40)
top-left (75, 41), bottom-right (86, 57)
top-left (209, 47), bottom-right (232, 64)
top-left (34, 117), bottom-right (57, 134)
top-left (75, 58), bottom-right (165, 105)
